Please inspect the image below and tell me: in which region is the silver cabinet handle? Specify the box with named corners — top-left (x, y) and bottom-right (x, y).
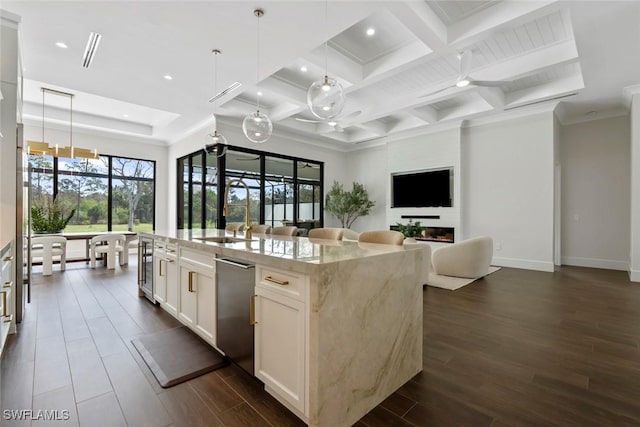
top-left (214, 258), bottom-right (255, 269)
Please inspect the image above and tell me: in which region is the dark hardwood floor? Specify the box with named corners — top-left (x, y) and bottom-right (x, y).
top-left (2, 260), bottom-right (640, 426)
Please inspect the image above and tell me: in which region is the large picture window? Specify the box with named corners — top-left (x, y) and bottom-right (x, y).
top-left (177, 145), bottom-right (323, 233)
top-left (28, 154), bottom-right (156, 233)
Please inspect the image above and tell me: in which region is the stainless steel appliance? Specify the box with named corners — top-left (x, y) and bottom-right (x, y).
top-left (16, 123), bottom-right (29, 322)
top-left (215, 256), bottom-right (256, 375)
top-left (138, 236), bottom-right (154, 302)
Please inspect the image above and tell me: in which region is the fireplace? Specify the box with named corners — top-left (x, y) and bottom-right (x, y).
top-left (390, 225), bottom-right (455, 243)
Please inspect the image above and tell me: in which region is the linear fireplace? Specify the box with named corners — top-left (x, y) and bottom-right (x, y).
top-left (390, 225), bottom-right (455, 243)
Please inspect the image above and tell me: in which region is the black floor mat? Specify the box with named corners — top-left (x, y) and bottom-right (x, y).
top-left (132, 326), bottom-right (227, 388)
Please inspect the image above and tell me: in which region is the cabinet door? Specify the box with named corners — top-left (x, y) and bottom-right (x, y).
top-left (178, 263), bottom-right (197, 328)
top-left (153, 253), bottom-right (166, 304)
top-left (255, 286), bottom-right (306, 414)
top-left (164, 256), bottom-right (178, 316)
top-left (194, 266), bottom-right (215, 345)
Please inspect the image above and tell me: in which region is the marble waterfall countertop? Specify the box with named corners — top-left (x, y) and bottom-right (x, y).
top-left (142, 228), bottom-right (430, 427)
top-left (141, 228), bottom-right (428, 274)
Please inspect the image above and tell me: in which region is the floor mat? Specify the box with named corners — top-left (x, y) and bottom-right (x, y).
top-left (132, 326), bottom-right (227, 388)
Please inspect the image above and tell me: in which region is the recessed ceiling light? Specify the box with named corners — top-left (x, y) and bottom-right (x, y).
top-left (163, 75), bottom-right (173, 80)
top-left (300, 66), bottom-right (308, 72)
top-left (257, 91), bottom-right (263, 96)
top-left (55, 42), bottom-right (68, 49)
top-left (456, 79), bottom-right (470, 88)
top-left (123, 114), bottom-right (129, 118)
top-left (366, 28), bottom-right (376, 36)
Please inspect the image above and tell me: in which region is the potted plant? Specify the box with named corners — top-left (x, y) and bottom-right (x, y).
top-left (325, 181), bottom-right (375, 229)
top-left (31, 194), bottom-right (75, 234)
top-left (396, 220), bottom-right (423, 242)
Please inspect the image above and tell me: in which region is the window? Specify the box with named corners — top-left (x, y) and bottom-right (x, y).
top-left (177, 145), bottom-right (323, 231)
top-left (28, 153), bottom-right (156, 233)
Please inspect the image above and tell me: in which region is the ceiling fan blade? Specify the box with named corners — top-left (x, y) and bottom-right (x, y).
top-left (469, 79), bottom-right (509, 87)
top-left (420, 85), bottom-right (454, 97)
top-left (295, 117), bottom-right (322, 124)
top-left (236, 156), bottom-right (260, 161)
top-left (458, 49), bottom-right (472, 80)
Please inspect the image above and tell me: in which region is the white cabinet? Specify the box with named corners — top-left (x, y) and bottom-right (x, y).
top-left (254, 266), bottom-right (308, 415)
top-left (0, 243), bottom-right (14, 351)
top-left (178, 248), bottom-right (216, 346)
top-left (153, 243), bottom-right (177, 316)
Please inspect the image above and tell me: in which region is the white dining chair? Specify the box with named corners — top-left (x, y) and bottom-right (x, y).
top-left (90, 234), bottom-right (126, 269)
top-left (31, 236), bottom-right (67, 276)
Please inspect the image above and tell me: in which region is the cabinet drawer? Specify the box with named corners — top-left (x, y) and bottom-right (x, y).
top-left (154, 241), bottom-right (166, 251)
top-left (256, 266), bottom-right (306, 300)
top-left (180, 247), bottom-right (214, 270)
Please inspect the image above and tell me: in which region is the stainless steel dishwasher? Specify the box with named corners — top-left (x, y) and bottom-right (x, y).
top-left (215, 256), bottom-right (256, 376)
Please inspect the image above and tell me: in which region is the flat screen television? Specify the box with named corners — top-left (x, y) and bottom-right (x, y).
top-left (392, 168), bottom-right (452, 208)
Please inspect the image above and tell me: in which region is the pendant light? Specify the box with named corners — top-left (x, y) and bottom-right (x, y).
top-left (307, 0), bottom-right (345, 120)
top-left (205, 49), bottom-right (227, 157)
top-left (242, 8), bottom-right (272, 144)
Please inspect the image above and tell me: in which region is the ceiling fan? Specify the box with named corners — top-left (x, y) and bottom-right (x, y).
top-left (294, 110), bottom-right (362, 132)
top-left (421, 50), bottom-right (511, 97)
top-left (299, 162), bottom-right (319, 169)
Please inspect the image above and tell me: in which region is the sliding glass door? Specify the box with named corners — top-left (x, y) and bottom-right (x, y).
top-left (177, 144), bottom-right (323, 231)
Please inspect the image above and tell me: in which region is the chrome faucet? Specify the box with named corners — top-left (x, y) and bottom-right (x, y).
top-left (223, 179), bottom-right (252, 239)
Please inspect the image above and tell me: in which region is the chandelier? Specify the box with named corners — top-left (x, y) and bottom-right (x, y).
top-left (26, 87), bottom-right (98, 159)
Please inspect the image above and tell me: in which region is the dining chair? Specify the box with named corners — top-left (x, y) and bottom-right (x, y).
top-left (358, 230), bottom-right (405, 245)
top-left (271, 226), bottom-right (298, 236)
top-left (252, 224), bottom-right (272, 234)
top-left (90, 234), bottom-right (126, 269)
top-left (31, 236), bottom-right (67, 276)
top-left (308, 228), bottom-right (344, 240)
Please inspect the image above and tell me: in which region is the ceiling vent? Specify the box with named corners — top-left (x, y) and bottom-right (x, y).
top-left (82, 32), bottom-right (102, 68)
top-left (209, 82), bottom-right (242, 103)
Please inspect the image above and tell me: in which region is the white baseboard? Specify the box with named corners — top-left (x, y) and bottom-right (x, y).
top-left (629, 267), bottom-right (640, 282)
top-left (492, 256), bottom-right (554, 272)
top-left (561, 256), bottom-right (628, 271)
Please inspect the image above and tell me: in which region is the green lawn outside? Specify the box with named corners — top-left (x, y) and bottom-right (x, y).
top-left (63, 223), bottom-right (154, 233)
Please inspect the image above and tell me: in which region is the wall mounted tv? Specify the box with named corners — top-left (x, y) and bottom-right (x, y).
top-left (392, 168), bottom-right (453, 208)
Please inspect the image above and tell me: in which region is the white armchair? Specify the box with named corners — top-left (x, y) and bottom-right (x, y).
top-left (31, 236), bottom-right (67, 276)
top-left (90, 234), bottom-right (126, 269)
top-left (431, 236), bottom-right (493, 279)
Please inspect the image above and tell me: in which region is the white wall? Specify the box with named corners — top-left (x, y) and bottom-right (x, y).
top-left (560, 115), bottom-right (630, 271)
top-left (386, 127), bottom-right (462, 235)
top-left (23, 125), bottom-right (170, 230)
top-left (461, 112), bottom-right (555, 272)
top-left (166, 121), bottom-right (349, 230)
top-left (630, 94), bottom-right (640, 281)
top-left (344, 145), bottom-right (388, 231)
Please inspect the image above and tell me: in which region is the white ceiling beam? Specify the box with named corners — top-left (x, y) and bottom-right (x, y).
top-left (256, 77), bottom-right (307, 106)
top-left (303, 45), bottom-right (362, 86)
top-left (363, 40), bottom-right (431, 80)
top-left (387, 2), bottom-right (448, 50)
top-left (470, 39), bottom-right (579, 82)
top-left (448, 0), bottom-right (562, 46)
top-left (408, 106), bottom-right (439, 124)
top-left (505, 73), bottom-right (585, 108)
top-left (475, 87), bottom-right (505, 109)
top-left (269, 103), bottom-right (305, 123)
top-left (437, 99), bottom-right (493, 122)
top-left (358, 120), bottom-right (388, 137)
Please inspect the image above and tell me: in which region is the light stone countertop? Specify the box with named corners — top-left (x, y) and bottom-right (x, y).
top-left (141, 229), bottom-right (428, 274)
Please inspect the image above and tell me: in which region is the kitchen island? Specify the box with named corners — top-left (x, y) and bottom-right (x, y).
top-left (139, 229), bottom-right (430, 427)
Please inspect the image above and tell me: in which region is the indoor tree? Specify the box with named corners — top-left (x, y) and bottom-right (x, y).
top-left (324, 181), bottom-right (375, 229)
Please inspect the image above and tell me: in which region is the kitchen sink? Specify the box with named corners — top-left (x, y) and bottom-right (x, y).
top-left (194, 236), bottom-right (253, 244)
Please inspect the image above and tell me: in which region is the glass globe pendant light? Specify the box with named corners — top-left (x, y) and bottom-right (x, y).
top-left (307, 0), bottom-right (345, 120)
top-left (205, 49), bottom-right (227, 157)
top-left (243, 9), bottom-right (272, 144)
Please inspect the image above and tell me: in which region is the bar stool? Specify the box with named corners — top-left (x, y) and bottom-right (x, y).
top-left (31, 236), bottom-right (67, 276)
top-left (308, 228), bottom-right (344, 240)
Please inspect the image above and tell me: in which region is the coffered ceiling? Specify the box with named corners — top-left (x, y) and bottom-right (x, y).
top-left (5, 1), bottom-right (640, 149)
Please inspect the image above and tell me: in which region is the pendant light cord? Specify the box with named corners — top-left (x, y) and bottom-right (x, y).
top-left (41, 89), bottom-right (45, 143)
top-left (70, 94), bottom-right (73, 150)
top-left (256, 11), bottom-right (261, 111)
top-left (324, 0), bottom-right (328, 75)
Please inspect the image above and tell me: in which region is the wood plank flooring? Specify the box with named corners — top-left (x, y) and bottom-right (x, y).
top-left (2, 262), bottom-right (640, 426)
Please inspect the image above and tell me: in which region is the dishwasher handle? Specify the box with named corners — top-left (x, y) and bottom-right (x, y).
top-left (215, 257), bottom-right (255, 269)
